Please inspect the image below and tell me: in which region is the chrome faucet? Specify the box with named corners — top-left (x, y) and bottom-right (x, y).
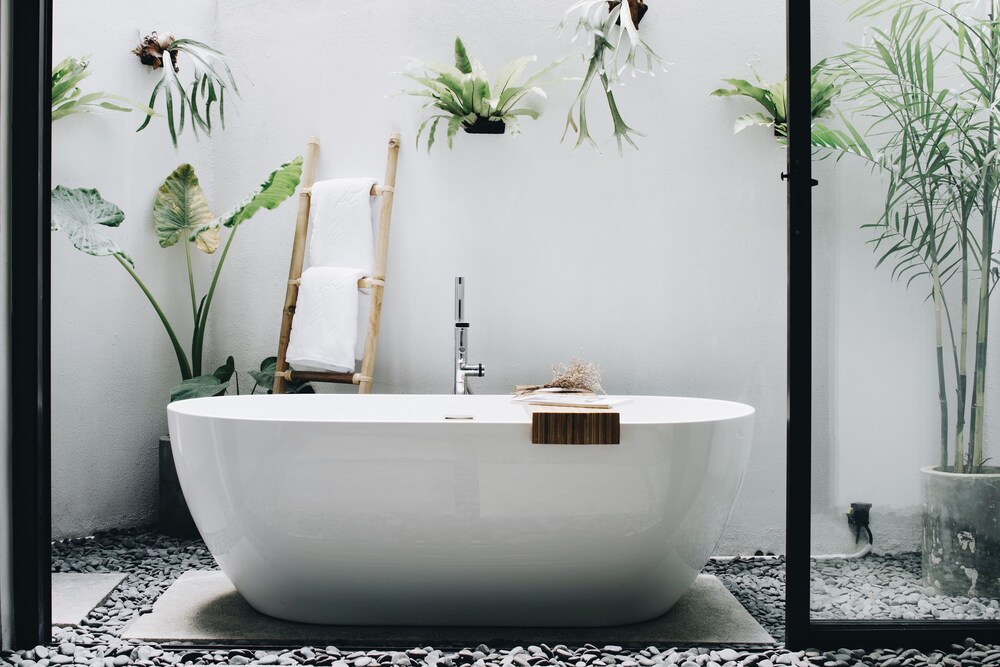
top-left (454, 276), bottom-right (485, 394)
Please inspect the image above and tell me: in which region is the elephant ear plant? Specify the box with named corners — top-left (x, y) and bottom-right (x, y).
top-left (811, 0), bottom-right (1000, 476)
top-left (401, 37), bottom-right (560, 151)
top-left (51, 157), bottom-right (306, 401)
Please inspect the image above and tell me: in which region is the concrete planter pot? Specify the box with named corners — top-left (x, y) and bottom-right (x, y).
top-left (158, 435), bottom-right (200, 539)
top-left (921, 465), bottom-right (1000, 597)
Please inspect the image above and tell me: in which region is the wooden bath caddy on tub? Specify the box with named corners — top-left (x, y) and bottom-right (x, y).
top-left (530, 406), bottom-right (620, 445)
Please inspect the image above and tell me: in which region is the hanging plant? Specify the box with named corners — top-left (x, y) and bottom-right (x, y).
top-left (52, 55), bottom-right (153, 122)
top-left (560, 0), bottom-right (665, 153)
top-left (711, 61), bottom-right (838, 139)
top-left (400, 37), bottom-right (561, 152)
top-left (132, 31), bottom-right (238, 147)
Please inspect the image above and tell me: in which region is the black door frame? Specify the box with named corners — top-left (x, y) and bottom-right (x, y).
top-left (8, 0), bottom-right (53, 650)
top-left (784, 0), bottom-right (1000, 650)
top-left (10, 0), bottom-right (1000, 653)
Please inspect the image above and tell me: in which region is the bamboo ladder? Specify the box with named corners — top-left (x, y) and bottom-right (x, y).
top-left (273, 134), bottom-right (401, 394)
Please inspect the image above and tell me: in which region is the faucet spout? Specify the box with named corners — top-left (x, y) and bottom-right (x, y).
top-left (454, 277), bottom-right (485, 394)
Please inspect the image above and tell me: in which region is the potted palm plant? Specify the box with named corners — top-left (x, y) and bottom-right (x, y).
top-left (813, 0), bottom-right (1000, 597)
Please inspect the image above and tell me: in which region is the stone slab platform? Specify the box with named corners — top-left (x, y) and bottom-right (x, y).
top-left (122, 571), bottom-right (774, 647)
top-left (53, 573), bottom-right (127, 626)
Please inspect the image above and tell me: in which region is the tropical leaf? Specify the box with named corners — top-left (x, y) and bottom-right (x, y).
top-left (213, 356), bottom-right (236, 383)
top-left (50, 186), bottom-right (133, 265)
top-left (153, 163), bottom-right (218, 253)
top-left (193, 157), bottom-right (303, 236)
top-left (454, 37), bottom-right (472, 74)
top-left (170, 374), bottom-right (229, 401)
top-left (51, 55), bottom-right (154, 122)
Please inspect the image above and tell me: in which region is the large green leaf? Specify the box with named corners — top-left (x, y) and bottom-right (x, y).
top-left (153, 164), bottom-right (218, 253)
top-left (50, 185), bottom-right (133, 265)
top-left (192, 157), bottom-right (303, 237)
top-left (170, 374), bottom-right (229, 401)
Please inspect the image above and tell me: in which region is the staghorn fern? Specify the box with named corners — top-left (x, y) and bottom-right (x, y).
top-left (133, 31), bottom-right (239, 147)
top-left (560, 0), bottom-right (665, 154)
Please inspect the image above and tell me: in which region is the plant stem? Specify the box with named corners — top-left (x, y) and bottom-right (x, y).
top-left (969, 11), bottom-right (999, 472)
top-left (955, 206), bottom-right (970, 470)
top-left (184, 239), bottom-right (198, 325)
top-left (114, 254), bottom-right (192, 380)
top-left (192, 224), bottom-right (240, 376)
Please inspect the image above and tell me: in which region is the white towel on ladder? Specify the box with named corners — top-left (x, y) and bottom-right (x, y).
top-left (307, 178), bottom-right (377, 271)
top-left (285, 266), bottom-right (368, 373)
top-left (286, 177), bottom-right (377, 372)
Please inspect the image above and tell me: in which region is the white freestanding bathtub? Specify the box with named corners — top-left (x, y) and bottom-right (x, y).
top-left (167, 394), bottom-right (754, 627)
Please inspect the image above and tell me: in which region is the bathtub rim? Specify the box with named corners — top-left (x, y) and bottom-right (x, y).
top-left (167, 393), bottom-right (755, 427)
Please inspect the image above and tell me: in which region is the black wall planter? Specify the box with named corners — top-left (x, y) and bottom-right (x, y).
top-left (463, 117), bottom-right (506, 134)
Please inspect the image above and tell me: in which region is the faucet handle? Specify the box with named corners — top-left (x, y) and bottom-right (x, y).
top-left (455, 276), bottom-right (465, 321)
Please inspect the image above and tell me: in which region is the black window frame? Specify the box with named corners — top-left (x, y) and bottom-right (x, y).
top-left (784, 0), bottom-right (1000, 650)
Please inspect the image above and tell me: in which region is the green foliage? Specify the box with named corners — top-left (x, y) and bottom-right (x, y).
top-left (52, 55), bottom-right (154, 122)
top-left (171, 355), bottom-right (314, 401)
top-left (52, 157), bottom-right (303, 397)
top-left (132, 32), bottom-right (238, 147)
top-left (814, 0), bottom-right (1000, 473)
top-left (50, 186), bottom-right (130, 264)
top-left (560, 0), bottom-right (665, 154)
top-left (711, 61), bottom-right (838, 138)
top-left (153, 164), bottom-right (219, 253)
top-left (401, 36), bottom-right (560, 151)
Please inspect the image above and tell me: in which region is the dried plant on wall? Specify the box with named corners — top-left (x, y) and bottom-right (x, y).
top-left (400, 37), bottom-right (561, 151)
top-left (52, 55), bottom-right (153, 121)
top-left (560, 0), bottom-right (665, 153)
top-left (132, 31), bottom-right (238, 146)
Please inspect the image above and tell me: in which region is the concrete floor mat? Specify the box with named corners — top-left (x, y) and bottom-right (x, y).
top-left (53, 573), bottom-right (127, 626)
top-left (122, 571), bottom-right (774, 647)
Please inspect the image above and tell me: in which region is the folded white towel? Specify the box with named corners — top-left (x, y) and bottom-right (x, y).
top-left (285, 267), bottom-right (368, 373)
top-left (308, 178), bottom-right (377, 272)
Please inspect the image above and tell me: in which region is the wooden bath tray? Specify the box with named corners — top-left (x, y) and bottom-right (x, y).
top-left (530, 407), bottom-right (620, 445)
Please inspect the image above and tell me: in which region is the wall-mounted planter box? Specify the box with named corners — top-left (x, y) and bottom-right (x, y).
top-left (463, 117), bottom-right (506, 134)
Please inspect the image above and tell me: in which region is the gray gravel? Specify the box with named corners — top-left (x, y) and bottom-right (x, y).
top-left (4, 529), bottom-right (990, 667)
top-left (810, 553), bottom-right (1000, 621)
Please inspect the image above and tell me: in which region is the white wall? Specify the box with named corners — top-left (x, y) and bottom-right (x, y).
top-left (52, 0), bottom-right (797, 553)
top-left (51, 1), bottom-right (218, 537)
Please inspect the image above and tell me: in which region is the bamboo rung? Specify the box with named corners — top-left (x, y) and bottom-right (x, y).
top-left (301, 184), bottom-right (391, 197)
top-left (287, 277), bottom-right (385, 288)
top-left (531, 408), bottom-right (621, 445)
top-left (282, 369), bottom-right (371, 385)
